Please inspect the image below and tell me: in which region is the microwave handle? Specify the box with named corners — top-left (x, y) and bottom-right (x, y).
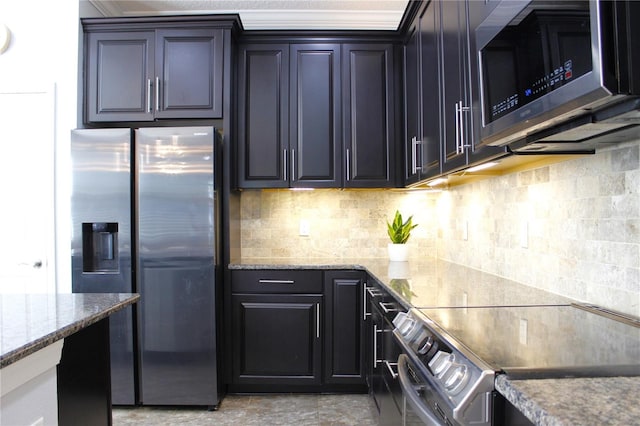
top-left (398, 354), bottom-right (446, 426)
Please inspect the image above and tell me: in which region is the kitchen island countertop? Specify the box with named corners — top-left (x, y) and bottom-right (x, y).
top-left (230, 257), bottom-right (639, 425)
top-left (0, 292), bottom-right (139, 368)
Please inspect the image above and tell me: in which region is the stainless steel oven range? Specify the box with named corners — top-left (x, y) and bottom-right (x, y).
top-left (392, 304), bottom-right (640, 425)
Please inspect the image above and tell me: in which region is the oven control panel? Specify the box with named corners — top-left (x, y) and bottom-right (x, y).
top-left (392, 309), bottom-right (496, 425)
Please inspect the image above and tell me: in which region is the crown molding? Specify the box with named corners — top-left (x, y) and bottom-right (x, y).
top-left (86, 4), bottom-right (404, 31)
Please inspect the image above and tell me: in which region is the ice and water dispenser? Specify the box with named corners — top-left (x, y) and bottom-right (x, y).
top-left (82, 222), bottom-right (119, 273)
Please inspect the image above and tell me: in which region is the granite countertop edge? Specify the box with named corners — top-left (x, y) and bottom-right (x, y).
top-left (0, 293), bottom-right (140, 368)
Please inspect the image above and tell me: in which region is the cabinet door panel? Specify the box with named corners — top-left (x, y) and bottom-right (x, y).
top-left (404, 23), bottom-right (422, 185)
top-left (324, 271), bottom-right (366, 384)
top-left (343, 45), bottom-right (395, 188)
top-left (155, 29), bottom-right (223, 119)
top-left (420, 1), bottom-right (443, 179)
top-left (232, 294), bottom-right (322, 385)
top-left (237, 45), bottom-right (289, 188)
top-left (440, 0), bottom-right (470, 172)
top-left (290, 44), bottom-right (341, 187)
top-left (86, 31), bottom-right (155, 122)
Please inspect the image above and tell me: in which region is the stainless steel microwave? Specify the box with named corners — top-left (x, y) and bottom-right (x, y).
top-left (476, 0), bottom-right (640, 152)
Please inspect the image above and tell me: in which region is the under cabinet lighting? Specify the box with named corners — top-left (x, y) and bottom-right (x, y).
top-left (465, 162), bottom-right (499, 173)
top-left (289, 188), bottom-right (314, 191)
top-left (426, 178), bottom-right (447, 187)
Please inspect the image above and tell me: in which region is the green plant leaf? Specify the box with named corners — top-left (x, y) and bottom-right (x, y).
top-left (387, 210), bottom-right (418, 244)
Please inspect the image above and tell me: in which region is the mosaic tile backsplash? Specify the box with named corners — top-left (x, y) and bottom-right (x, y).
top-left (239, 141), bottom-right (640, 317)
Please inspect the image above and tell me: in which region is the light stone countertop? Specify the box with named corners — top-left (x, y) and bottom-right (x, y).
top-left (229, 257), bottom-right (639, 426)
top-left (0, 293), bottom-right (139, 368)
top-left (495, 374), bottom-right (640, 426)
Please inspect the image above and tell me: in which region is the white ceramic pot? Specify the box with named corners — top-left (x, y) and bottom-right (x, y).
top-left (387, 243), bottom-right (409, 262)
top-left (388, 260), bottom-right (410, 279)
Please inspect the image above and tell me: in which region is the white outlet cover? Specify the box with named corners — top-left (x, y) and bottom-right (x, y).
top-left (299, 219), bottom-right (310, 236)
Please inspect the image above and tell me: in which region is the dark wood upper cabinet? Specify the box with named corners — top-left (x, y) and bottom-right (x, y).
top-left (86, 31), bottom-right (155, 122)
top-left (237, 44), bottom-right (289, 188)
top-left (84, 20), bottom-right (226, 123)
top-left (237, 39), bottom-right (399, 189)
top-left (440, 0), bottom-right (470, 173)
top-left (290, 44), bottom-right (342, 188)
top-left (402, 0), bottom-right (507, 185)
top-left (154, 29), bottom-right (223, 119)
top-left (342, 44), bottom-right (397, 188)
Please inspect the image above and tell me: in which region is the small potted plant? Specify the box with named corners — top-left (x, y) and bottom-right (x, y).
top-left (386, 210), bottom-right (418, 261)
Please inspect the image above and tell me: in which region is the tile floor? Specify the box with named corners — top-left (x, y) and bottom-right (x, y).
top-left (113, 393), bottom-right (377, 425)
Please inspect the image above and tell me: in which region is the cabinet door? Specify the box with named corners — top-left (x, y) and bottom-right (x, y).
top-left (324, 271), bottom-right (366, 384)
top-left (237, 44), bottom-right (289, 188)
top-left (155, 29), bottom-right (224, 119)
top-left (404, 21), bottom-right (422, 186)
top-left (290, 44), bottom-right (341, 188)
top-left (465, 0), bottom-right (509, 166)
top-left (232, 294), bottom-right (322, 386)
top-left (440, 0), bottom-right (469, 173)
top-left (420, 2), bottom-right (443, 180)
top-left (85, 31), bottom-right (155, 122)
top-left (342, 44), bottom-right (396, 188)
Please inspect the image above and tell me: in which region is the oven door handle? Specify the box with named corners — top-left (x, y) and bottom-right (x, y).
top-left (398, 354), bottom-right (446, 426)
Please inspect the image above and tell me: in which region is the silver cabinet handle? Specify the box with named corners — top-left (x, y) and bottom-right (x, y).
top-left (455, 100), bottom-right (470, 154)
top-left (373, 325), bottom-right (383, 365)
top-left (316, 303), bottom-right (320, 338)
top-left (146, 79), bottom-right (152, 113)
top-left (455, 101), bottom-right (462, 154)
top-left (411, 136), bottom-right (423, 174)
top-left (367, 287), bottom-right (383, 297)
top-left (363, 284), bottom-right (370, 320)
top-left (291, 149), bottom-right (296, 182)
top-left (258, 279), bottom-right (295, 284)
top-left (385, 361), bottom-right (399, 380)
top-left (379, 302), bottom-right (398, 314)
top-left (346, 148), bottom-right (351, 181)
top-left (155, 76), bottom-right (160, 111)
top-left (283, 149), bottom-right (288, 181)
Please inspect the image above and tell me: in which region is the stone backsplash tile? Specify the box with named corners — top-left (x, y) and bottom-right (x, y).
top-left (239, 140), bottom-right (640, 317)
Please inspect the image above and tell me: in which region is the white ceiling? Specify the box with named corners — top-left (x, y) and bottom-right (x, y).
top-left (86, 0), bottom-right (410, 30)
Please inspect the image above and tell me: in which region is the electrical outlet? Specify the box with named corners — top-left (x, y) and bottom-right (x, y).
top-left (299, 219), bottom-right (310, 236)
top-left (463, 220), bottom-right (468, 241)
top-left (519, 319), bottom-right (528, 345)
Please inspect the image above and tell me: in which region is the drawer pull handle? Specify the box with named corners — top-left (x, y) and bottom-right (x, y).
top-left (385, 361), bottom-right (399, 380)
top-left (258, 279), bottom-right (295, 284)
top-left (379, 302), bottom-right (398, 314)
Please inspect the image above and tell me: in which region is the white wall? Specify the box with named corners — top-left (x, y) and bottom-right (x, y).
top-left (0, 0), bottom-right (79, 293)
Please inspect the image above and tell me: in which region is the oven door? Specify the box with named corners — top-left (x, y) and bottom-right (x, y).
top-left (398, 354), bottom-right (446, 426)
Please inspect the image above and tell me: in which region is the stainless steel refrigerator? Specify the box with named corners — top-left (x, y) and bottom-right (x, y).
top-left (71, 126), bottom-right (222, 407)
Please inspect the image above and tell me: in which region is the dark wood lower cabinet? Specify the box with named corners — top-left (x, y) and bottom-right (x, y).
top-left (324, 271), bottom-right (367, 386)
top-left (229, 269), bottom-right (368, 393)
top-left (231, 293), bottom-right (323, 388)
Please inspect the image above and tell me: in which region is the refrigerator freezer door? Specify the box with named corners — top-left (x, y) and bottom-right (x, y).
top-left (70, 128), bottom-right (136, 405)
top-left (135, 127), bottom-right (219, 406)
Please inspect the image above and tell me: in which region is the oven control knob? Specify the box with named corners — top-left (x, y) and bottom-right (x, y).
top-left (428, 351), bottom-right (455, 378)
top-left (444, 364), bottom-right (469, 395)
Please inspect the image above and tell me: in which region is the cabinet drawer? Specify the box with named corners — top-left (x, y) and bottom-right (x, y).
top-left (232, 270), bottom-right (322, 293)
